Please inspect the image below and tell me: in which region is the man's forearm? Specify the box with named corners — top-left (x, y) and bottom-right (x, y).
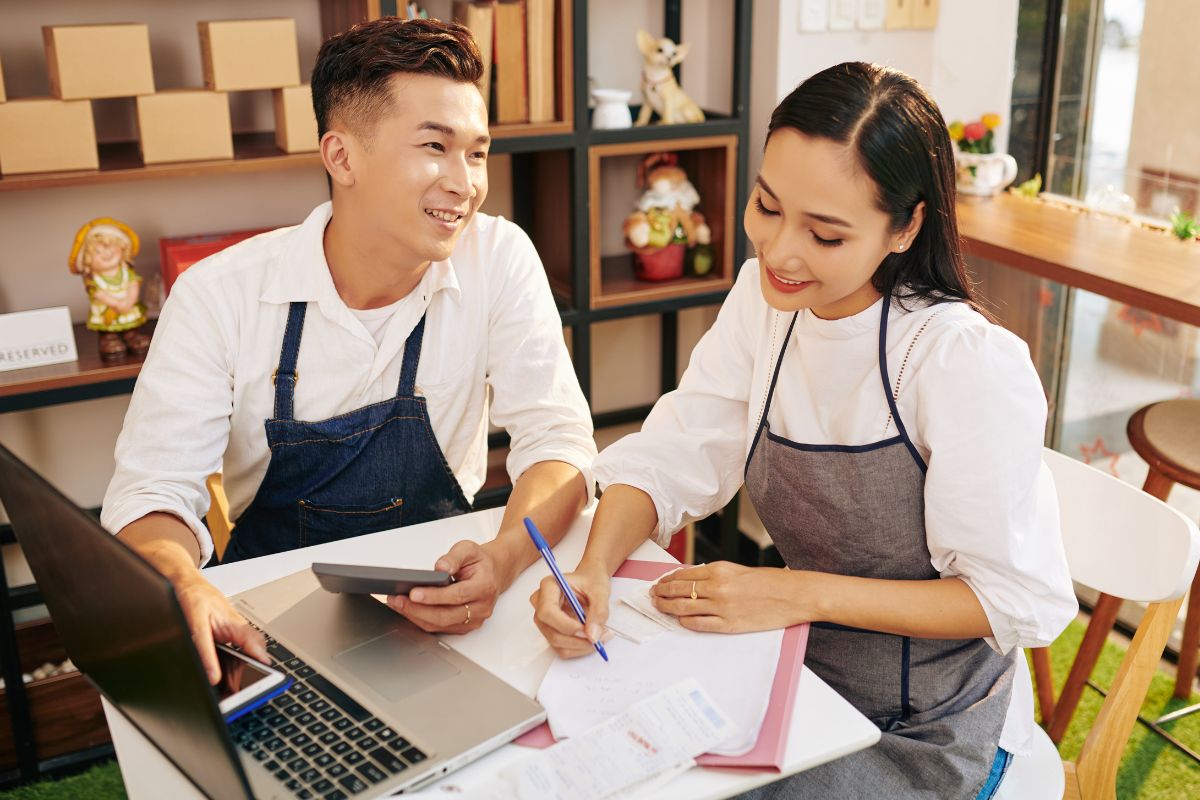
top-left (487, 460), bottom-right (589, 590)
top-left (117, 511), bottom-right (204, 585)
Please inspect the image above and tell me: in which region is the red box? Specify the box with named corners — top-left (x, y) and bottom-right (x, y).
top-left (159, 228), bottom-right (273, 296)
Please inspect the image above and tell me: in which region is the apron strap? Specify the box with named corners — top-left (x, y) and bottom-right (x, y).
top-left (744, 311), bottom-right (800, 476)
top-left (273, 302), bottom-right (307, 420)
top-left (397, 313), bottom-right (428, 397)
top-left (877, 298), bottom-right (927, 473)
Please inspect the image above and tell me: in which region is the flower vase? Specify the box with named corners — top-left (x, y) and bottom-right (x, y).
top-left (955, 152), bottom-right (1019, 197)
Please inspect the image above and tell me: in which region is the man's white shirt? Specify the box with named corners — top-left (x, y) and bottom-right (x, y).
top-left (101, 202), bottom-right (596, 564)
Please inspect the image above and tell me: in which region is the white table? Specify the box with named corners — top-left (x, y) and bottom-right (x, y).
top-left (106, 507), bottom-right (880, 799)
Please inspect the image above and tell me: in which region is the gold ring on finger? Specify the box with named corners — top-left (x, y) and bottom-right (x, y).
top-left (690, 581), bottom-right (698, 601)
top-left (464, 603), bottom-right (471, 624)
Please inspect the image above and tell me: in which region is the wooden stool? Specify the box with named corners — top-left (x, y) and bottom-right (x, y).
top-left (1035, 399), bottom-right (1200, 743)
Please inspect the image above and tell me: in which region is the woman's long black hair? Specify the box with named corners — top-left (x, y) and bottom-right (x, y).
top-left (768, 62), bottom-right (982, 312)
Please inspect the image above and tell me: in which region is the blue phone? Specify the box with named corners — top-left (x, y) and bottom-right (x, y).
top-left (216, 644), bottom-right (292, 722)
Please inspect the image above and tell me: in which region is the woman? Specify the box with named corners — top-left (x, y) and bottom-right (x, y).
top-left (532, 62), bottom-right (1076, 798)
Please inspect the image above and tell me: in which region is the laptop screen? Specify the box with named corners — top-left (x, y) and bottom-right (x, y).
top-left (0, 444), bottom-right (251, 799)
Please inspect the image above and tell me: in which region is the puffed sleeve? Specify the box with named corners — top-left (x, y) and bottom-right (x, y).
top-left (594, 263), bottom-right (765, 546)
top-left (915, 317), bottom-right (1077, 654)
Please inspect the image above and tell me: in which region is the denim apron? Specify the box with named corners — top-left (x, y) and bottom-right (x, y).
top-left (222, 301), bottom-right (470, 562)
top-left (740, 298), bottom-right (1015, 798)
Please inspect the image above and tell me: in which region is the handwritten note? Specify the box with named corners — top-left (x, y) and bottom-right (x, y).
top-left (497, 679), bottom-right (732, 800)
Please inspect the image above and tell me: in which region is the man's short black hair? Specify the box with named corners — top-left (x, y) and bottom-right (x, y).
top-left (312, 17), bottom-right (484, 140)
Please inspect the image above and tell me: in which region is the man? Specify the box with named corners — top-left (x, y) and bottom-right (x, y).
top-left (102, 18), bottom-right (595, 683)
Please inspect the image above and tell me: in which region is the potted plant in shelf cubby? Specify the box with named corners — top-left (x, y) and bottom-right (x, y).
top-left (622, 153), bottom-right (713, 281)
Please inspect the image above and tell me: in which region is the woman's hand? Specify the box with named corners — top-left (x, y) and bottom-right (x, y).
top-left (650, 561), bottom-right (808, 633)
top-left (530, 563), bottom-right (613, 659)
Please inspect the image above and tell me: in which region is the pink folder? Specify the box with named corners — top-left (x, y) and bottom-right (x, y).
top-left (515, 559), bottom-right (809, 771)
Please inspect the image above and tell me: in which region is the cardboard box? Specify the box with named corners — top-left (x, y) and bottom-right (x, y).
top-left (199, 19), bottom-right (300, 92)
top-left (272, 84), bottom-right (317, 153)
top-left (159, 227), bottom-right (272, 296)
top-left (0, 98), bottom-right (98, 175)
top-left (136, 90), bottom-right (232, 165)
top-left (43, 24), bottom-right (155, 100)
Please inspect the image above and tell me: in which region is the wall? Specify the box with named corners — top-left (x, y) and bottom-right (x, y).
top-left (748, 0), bottom-right (1020, 189)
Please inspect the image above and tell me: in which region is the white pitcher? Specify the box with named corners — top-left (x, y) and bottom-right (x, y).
top-left (955, 152), bottom-right (1018, 197)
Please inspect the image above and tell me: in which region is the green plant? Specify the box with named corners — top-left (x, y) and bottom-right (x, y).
top-left (1012, 173), bottom-right (1043, 199)
top-left (1170, 209), bottom-right (1199, 241)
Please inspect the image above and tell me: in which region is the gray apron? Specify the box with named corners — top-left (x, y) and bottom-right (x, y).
top-left (740, 299), bottom-right (1015, 799)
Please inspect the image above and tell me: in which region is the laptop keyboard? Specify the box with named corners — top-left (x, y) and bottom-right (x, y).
top-left (228, 634), bottom-right (429, 800)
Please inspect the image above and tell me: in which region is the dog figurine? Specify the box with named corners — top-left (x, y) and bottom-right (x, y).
top-left (634, 30), bottom-right (705, 126)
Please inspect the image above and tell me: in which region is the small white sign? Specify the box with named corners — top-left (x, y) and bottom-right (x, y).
top-left (798, 0), bottom-right (829, 32)
top-left (0, 307), bottom-right (79, 373)
top-left (829, 0), bottom-right (858, 31)
top-left (857, 0), bottom-right (887, 30)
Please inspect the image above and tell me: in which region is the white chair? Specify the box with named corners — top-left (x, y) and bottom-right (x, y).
top-left (996, 448), bottom-right (1200, 799)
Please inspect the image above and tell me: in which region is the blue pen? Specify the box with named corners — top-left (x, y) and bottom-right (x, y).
top-left (524, 517), bottom-right (609, 662)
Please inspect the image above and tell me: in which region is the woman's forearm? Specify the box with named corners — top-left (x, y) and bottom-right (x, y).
top-left (799, 570), bottom-right (994, 640)
top-left (576, 484), bottom-right (660, 576)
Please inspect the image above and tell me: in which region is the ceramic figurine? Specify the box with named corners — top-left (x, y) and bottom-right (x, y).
top-left (69, 217), bottom-right (150, 361)
top-left (634, 30), bottom-right (705, 126)
top-left (623, 153), bottom-right (711, 281)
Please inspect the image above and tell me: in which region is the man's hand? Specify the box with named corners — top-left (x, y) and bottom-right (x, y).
top-left (117, 512), bottom-right (267, 685)
top-left (174, 573), bottom-right (268, 684)
top-left (386, 540), bottom-right (508, 634)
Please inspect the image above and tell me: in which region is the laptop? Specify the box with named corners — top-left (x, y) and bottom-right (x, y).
top-left (0, 443), bottom-right (544, 799)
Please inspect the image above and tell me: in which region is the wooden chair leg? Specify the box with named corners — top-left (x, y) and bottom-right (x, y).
top-left (1174, 565), bottom-right (1200, 699)
top-left (1140, 467), bottom-right (1174, 502)
top-left (1046, 592), bottom-right (1122, 744)
top-left (1031, 647), bottom-right (1056, 721)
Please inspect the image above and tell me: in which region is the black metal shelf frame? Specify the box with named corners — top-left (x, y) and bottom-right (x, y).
top-left (0, 0), bottom-right (754, 785)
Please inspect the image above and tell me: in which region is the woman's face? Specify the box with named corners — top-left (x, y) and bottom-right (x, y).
top-left (744, 128), bottom-right (922, 319)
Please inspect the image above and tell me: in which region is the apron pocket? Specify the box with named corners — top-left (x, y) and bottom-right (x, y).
top-left (298, 497), bottom-right (404, 548)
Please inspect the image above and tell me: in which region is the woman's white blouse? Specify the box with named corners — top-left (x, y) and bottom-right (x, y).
top-left (593, 260), bottom-right (1077, 755)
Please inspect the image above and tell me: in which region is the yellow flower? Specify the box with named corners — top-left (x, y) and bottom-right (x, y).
top-left (982, 113), bottom-right (1001, 130)
top-left (948, 121), bottom-right (964, 142)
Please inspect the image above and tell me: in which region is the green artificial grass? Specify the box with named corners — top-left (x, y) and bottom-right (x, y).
top-left (0, 762), bottom-right (124, 800)
top-left (1034, 618), bottom-right (1200, 799)
top-left (2, 618), bottom-right (1198, 799)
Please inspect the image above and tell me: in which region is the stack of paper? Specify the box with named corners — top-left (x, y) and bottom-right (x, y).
top-left (538, 595), bottom-right (784, 757)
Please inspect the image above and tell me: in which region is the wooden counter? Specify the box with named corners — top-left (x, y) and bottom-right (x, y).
top-left (958, 193), bottom-right (1200, 326)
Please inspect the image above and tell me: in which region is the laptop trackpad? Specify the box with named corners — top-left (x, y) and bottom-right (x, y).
top-left (333, 631), bottom-right (459, 702)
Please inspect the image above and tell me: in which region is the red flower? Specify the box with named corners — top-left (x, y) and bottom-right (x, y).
top-left (963, 122), bottom-right (987, 142)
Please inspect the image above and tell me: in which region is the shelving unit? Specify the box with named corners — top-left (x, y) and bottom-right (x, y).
top-left (0, 0), bottom-right (752, 785)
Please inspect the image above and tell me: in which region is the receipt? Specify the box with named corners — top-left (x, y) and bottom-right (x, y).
top-left (496, 679), bottom-right (733, 800)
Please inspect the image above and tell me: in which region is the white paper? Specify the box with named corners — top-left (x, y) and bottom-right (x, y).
top-left (498, 679), bottom-right (733, 800)
top-left (0, 307), bottom-right (78, 373)
top-left (604, 577), bottom-right (680, 643)
top-left (538, 618), bottom-right (783, 757)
